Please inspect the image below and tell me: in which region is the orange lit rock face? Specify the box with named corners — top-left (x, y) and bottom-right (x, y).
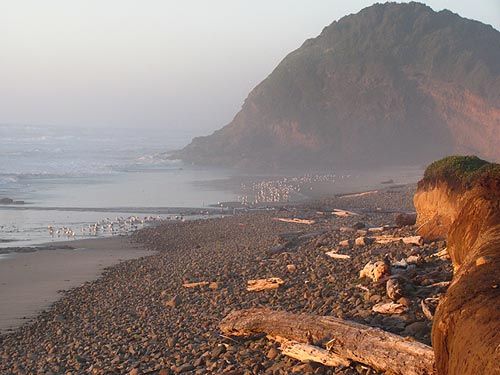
top-left (413, 182), bottom-right (465, 241)
top-left (415, 159), bottom-right (500, 375)
top-left (422, 81), bottom-right (500, 161)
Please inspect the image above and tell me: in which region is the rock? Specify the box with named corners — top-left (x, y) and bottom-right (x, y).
top-left (0, 198), bottom-right (13, 204)
top-left (398, 297), bottom-right (412, 307)
top-left (394, 213), bottom-right (417, 227)
top-left (340, 227), bottom-right (355, 233)
top-left (165, 295), bottom-right (181, 307)
top-left (404, 321), bottom-right (428, 337)
top-left (167, 337), bottom-right (177, 348)
top-left (360, 261), bottom-right (391, 281)
top-left (392, 258), bottom-right (408, 268)
top-left (267, 347), bottom-right (279, 359)
top-left (54, 314), bottom-right (65, 322)
top-left (208, 282), bottom-right (219, 289)
top-left (292, 363), bottom-right (315, 373)
top-left (158, 370), bottom-right (171, 375)
top-left (352, 222), bottom-right (366, 230)
top-left (174, 364), bottom-right (195, 373)
top-left (211, 345), bottom-right (226, 359)
top-left (406, 255), bottom-right (422, 264)
top-left (339, 239), bottom-right (353, 247)
top-left (355, 236), bottom-right (374, 246)
top-left (287, 264), bottom-right (297, 272)
top-left (386, 279), bottom-right (404, 301)
top-left (129, 369), bottom-right (139, 375)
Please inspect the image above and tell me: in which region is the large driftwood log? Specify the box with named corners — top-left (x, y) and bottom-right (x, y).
top-left (280, 340), bottom-right (350, 367)
top-left (220, 309), bottom-right (435, 375)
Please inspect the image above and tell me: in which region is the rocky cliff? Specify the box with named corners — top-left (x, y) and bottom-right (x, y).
top-left (175, 2), bottom-right (500, 169)
top-left (414, 156), bottom-right (500, 375)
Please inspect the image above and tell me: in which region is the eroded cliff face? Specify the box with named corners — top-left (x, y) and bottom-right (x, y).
top-left (414, 182), bottom-right (466, 241)
top-left (414, 157), bottom-right (500, 375)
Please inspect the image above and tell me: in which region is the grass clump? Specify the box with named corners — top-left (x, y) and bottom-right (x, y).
top-left (421, 155), bottom-right (499, 189)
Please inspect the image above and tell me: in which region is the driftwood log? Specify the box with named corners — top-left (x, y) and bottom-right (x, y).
top-left (220, 309), bottom-right (435, 375)
top-left (374, 235), bottom-right (424, 246)
top-left (340, 190), bottom-right (378, 198)
top-left (331, 209), bottom-right (359, 217)
top-left (246, 278), bottom-right (284, 291)
top-left (182, 281), bottom-right (209, 288)
top-left (279, 340), bottom-right (350, 367)
top-left (325, 251), bottom-right (351, 260)
top-left (276, 218), bottom-right (316, 225)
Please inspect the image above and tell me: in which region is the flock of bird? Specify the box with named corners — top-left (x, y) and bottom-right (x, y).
top-left (238, 173), bottom-right (351, 206)
top-left (47, 215), bottom-right (184, 239)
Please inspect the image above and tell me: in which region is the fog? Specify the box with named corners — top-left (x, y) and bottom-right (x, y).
top-left (1, 0), bottom-right (498, 133)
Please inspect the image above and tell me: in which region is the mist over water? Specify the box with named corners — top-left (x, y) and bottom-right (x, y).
top-left (0, 124), bottom-right (238, 247)
top-left (0, 124), bottom-right (425, 247)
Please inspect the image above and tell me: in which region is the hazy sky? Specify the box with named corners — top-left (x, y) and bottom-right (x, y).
top-left (1, 1), bottom-right (499, 133)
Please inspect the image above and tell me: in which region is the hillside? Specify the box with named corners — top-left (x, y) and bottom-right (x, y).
top-left (175, 2), bottom-right (500, 169)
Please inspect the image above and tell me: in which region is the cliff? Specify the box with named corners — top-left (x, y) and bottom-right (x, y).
top-left (414, 155), bottom-right (497, 241)
top-left (175, 2), bottom-right (500, 169)
top-left (414, 156), bottom-right (500, 375)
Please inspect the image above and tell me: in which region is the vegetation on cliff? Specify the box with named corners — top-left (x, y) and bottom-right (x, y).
top-left (419, 155), bottom-right (500, 189)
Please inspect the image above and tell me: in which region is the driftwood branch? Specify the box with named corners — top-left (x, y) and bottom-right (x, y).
top-left (220, 309), bottom-right (435, 375)
top-left (182, 281), bottom-right (209, 288)
top-left (246, 278), bottom-right (284, 291)
top-left (374, 235), bottom-right (424, 246)
top-left (276, 218), bottom-right (316, 225)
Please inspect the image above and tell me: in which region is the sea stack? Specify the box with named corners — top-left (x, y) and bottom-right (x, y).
top-left (175, 3), bottom-right (500, 169)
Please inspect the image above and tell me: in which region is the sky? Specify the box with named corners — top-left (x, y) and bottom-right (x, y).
top-left (1, 1), bottom-right (499, 134)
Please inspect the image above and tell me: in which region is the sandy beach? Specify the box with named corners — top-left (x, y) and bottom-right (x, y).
top-left (0, 237), bottom-right (152, 333)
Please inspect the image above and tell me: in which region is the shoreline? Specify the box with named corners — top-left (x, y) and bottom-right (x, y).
top-left (0, 182), bottom-right (418, 335)
top-left (0, 183), bottom-right (417, 334)
top-left (0, 237), bottom-right (152, 333)
top-left (0, 184), bottom-right (449, 375)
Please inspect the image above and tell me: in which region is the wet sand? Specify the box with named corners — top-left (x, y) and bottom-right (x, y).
top-left (0, 237), bottom-right (152, 333)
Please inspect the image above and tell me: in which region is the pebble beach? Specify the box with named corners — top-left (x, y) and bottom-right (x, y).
top-left (0, 184), bottom-right (452, 375)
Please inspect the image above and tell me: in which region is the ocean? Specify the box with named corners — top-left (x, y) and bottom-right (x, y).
top-left (0, 124), bottom-right (238, 247)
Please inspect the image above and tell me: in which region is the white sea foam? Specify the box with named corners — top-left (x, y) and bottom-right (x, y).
top-left (0, 124), bottom-right (238, 247)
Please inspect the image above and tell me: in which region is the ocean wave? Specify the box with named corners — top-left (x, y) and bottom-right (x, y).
top-left (0, 176), bottom-right (19, 184)
top-left (134, 153), bottom-right (181, 166)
